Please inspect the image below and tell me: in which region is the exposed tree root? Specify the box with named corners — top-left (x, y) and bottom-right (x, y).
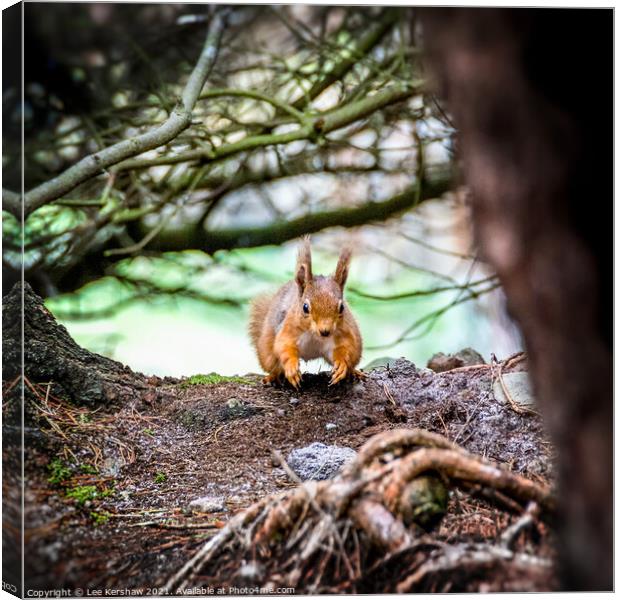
top-left (165, 428), bottom-right (555, 593)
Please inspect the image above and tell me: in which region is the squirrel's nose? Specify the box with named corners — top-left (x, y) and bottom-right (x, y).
top-left (320, 329), bottom-right (330, 337)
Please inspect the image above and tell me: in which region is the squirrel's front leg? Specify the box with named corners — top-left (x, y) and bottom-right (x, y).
top-left (274, 327), bottom-right (302, 389)
top-left (330, 341), bottom-right (365, 386)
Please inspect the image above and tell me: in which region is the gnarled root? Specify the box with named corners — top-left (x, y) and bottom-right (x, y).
top-left (166, 428), bottom-right (555, 593)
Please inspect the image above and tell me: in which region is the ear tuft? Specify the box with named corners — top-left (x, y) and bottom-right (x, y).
top-left (334, 247), bottom-right (352, 290)
top-left (295, 264), bottom-right (307, 292)
top-left (295, 236), bottom-right (313, 292)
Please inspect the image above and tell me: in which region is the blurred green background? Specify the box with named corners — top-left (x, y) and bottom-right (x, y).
top-left (44, 215), bottom-right (516, 378)
top-left (6, 4), bottom-right (524, 377)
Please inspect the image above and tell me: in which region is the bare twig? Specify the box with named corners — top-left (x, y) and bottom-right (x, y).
top-left (500, 501), bottom-right (540, 550)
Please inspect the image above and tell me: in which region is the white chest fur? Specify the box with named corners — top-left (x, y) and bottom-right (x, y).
top-left (297, 331), bottom-right (335, 363)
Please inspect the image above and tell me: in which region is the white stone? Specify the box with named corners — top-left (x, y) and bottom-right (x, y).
top-left (188, 495), bottom-right (226, 513)
top-left (493, 372), bottom-right (536, 407)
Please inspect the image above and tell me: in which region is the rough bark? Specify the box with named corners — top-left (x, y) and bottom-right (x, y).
top-left (3, 282), bottom-right (158, 410)
top-left (421, 8), bottom-right (612, 591)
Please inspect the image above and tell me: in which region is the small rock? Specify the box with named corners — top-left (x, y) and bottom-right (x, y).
top-left (287, 442), bottom-right (357, 481)
top-left (289, 397), bottom-right (300, 405)
top-left (227, 398), bottom-right (242, 409)
top-left (188, 495), bottom-right (226, 513)
top-left (41, 541), bottom-right (62, 562)
top-left (237, 560), bottom-right (264, 582)
top-left (427, 348), bottom-right (486, 373)
top-left (100, 457), bottom-right (122, 478)
top-left (325, 422), bottom-right (337, 431)
top-left (276, 408), bottom-right (286, 417)
top-left (417, 367), bottom-right (435, 376)
top-left (493, 372), bottom-right (536, 407)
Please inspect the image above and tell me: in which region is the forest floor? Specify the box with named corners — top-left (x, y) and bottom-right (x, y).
top-left (7, 348), bottom-right (558, 594)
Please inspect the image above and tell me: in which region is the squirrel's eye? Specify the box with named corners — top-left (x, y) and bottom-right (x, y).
top-left (303, 302), bottom-right (310, 314)
top-left (338, 301), bottom-right (344, 314)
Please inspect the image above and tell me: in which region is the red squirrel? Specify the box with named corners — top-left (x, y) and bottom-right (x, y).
top-left (249, 238), bottom-right (364, 388)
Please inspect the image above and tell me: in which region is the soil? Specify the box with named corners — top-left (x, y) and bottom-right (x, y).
top-left (3, 284), bottom-right (558, 594)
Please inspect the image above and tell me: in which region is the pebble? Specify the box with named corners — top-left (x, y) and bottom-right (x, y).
top-left (325, 422), bottom-right (337, 431)
top-left (493, 372), bottom-right (536, 407)
top-left (289, 397), bottom-right (300, 405)
top-left (100, 457), bottom-right (122, 478)
top-left (237, 561), bottom-right (264, 581)
top-left (286, 442), bottom-right (357, 481)
top-left (188, 495), bottom-right (226, 513)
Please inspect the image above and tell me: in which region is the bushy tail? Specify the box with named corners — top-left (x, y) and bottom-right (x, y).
top-left (248, 293), bottom-right (273, 348)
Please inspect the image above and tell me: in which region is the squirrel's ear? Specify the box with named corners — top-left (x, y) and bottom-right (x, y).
top-left (295, 264), bottom-right (307, 293)
top-left (334, 247), bottom-right (351, 290)
top-left (295, 236), bottom-right (312, 293)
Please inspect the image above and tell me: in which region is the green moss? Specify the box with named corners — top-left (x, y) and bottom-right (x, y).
top-left (65, 484), bottom-right (115, 505)
top-left (90, 511), bottom-right (110, 526)
top-left (100, 486), bottom-right (115, 498)
top-left (65, 485), bottom-right (98, 506)
top-left (79, 464), bottom-right (98, 475)
top-left (181, 372), bottom-right (253, 387)
top-left (142, 428), bottom-right (155, 436)
top-left (154, 472), bottom-right (167, 484)
top-left (47, 459), bottom-right (73, 486)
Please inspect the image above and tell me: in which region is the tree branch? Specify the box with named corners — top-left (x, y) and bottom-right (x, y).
top-left (291, 7), bottom-right (399, 109)
top-left (17, 11), bottom-right (227, 219)
top-left (147, 168), bottom-right (453, 253)
top-left (116, 82), bottom-right (422, 171)
top-left (198, 88), bottom-right (305, 123)
top-left (2, 189), bottom-right (21, 216)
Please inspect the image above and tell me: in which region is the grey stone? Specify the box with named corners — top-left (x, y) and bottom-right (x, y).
top-left (427, 348), bottom-right (486, 373)
top-left (325, 422), bottom-right (337, 431)
top-left (286, 442), bottom-right (357, 481)
top-left (493, 372), bottom-right (536, 407)
top-left (188, 495), bottom-right (226, 513)
top-left (100, 457), bottom-right (122, 477)
top-left (237, 561), bottom-right (264, 582)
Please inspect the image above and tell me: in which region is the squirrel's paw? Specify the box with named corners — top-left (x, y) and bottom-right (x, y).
top-left (352, 368), bottom-right (367, 380)
top-left (330, 360), bottom-right (349, 385)
top-left (263, 372), bottom-right (283, 386)
top-left (284, 361), bottom-right (302, 389)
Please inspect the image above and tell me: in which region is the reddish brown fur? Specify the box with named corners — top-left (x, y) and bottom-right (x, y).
top-left (248, 238), bottom-right (364, 388)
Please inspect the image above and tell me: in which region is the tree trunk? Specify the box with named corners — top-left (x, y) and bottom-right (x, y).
top-left (3, 282), bottom-right (166, 415)
top-left (421, 8), bottom-right (612, 591)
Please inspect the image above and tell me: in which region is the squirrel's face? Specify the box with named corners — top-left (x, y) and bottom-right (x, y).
top-left (295, 239), bottom-right (351, 337)
top-left (299, 277), bottom-right (345, 338)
